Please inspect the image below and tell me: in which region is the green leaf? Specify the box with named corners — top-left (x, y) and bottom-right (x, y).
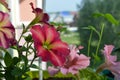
top-left (20, 46), bottom-right (28, 52)
top-left (12, 57), bottom-right (20, 65)
top-left (105, 13), bottom-right (119, 25)
top-left (10, 46), bottom-right (17, 50)
top-left (11, 67), bottom-right (22, 76)
top-left (93, 13), bottom-right (119, 25)
top-left (83, 26), bottom-right (100, 37)
top-left (88, 26), bottom-right (100, 37)
top-left (22, 24), bottom-right (26, 30)
top-left (92, 13), bottom-right (104, 18)
top-left (4, 52), bottom-right (12, 67)
top-left (21, 55), bottom-right (28, 66)
top-left (24, 34), bottom-right (32, 42)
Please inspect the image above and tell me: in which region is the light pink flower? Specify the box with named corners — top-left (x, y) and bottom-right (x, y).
top-left (60, 45), bottom-right (90, 75)
top-left (30, 24), bottom-right (70, 66)
top-left (0, 11), bottom-right (15, 48)
top-left (97, 45), bottom-right (120, 80)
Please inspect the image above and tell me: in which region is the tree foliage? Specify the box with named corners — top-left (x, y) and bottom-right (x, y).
top-left (76, 0), bottom-right (120, 65)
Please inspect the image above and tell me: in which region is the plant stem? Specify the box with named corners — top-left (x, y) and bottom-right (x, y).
top-left (95, 24), bottom-right (105, 56)
top-left (28, 55), bottom-right (37, 68)
top-left (88, 30), bottom-right (93, 56)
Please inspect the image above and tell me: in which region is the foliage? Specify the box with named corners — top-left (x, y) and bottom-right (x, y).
top-left (76, 0), bottom-right (120, 66)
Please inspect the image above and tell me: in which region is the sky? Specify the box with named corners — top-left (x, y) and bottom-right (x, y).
top-left (45, 0), bottom-right (82, 12)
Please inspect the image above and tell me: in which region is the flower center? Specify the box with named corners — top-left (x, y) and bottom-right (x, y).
top-left (43, 42), bottom-right (51, 50)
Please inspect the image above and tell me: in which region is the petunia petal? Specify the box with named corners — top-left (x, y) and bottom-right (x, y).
top-left (48, 66), bottom-right (59, 76)
top-left (0, 12), bottom-right (11, 27)
top-left (0, 11), bottom-right (15, 48)
top-left (102, 45), bottom-right (116, 64)
top-left (0, 27), bottom-right (14, 39)
top-left (50, 40), bottom-right (70, 56)
top-left (36, 45), bottom-right (49, 61)
top-left (0, 31), bottom-right (8, 48)
top-left (68, 45), bottom-right (78, 61)
top-left (42, 13), bottom-right (49, 22)
top-left (68, 66), bottom-right (79, 74)
top-left (49, 50), bottom-right (66, 66)
top-left (30, 25), bottom-right (45, 44)
top-left (108, 55), bottom-right (117, 65)
top-left (110, 62), bottom-right (120, 75)
top-left (103, 45), bottom-right (114, 56)
top-left (76, 54), bottom-right (90, 67)
top-left (60, 67), bottom-right (68, 75)
top-left (43, 24), bottom-right (60, 43)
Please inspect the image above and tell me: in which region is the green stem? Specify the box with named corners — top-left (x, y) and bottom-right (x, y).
top-left (23, 17), bottom-right (40, 33)
top-left (17, 32), bottom-right (23, 44)
top-left (28, 45), bottom-right (37, 68)
top-left (95, 24), bottom-right (105, 56)
top-left (28, 56), bottom-right (37, 68)
top-left (25, 42), bottom-right (33, 55)
top-left (88, 30), bottom-right (93, 56)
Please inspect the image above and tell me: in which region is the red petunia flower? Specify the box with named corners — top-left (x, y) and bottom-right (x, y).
top-left (0, 11), bottom-right (15, 48)
top-left (30, 24), bottom-right (70, 66)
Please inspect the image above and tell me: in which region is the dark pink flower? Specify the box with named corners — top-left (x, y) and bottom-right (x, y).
top-left (97, 45), bottom-right (120, 80)
top-left (30, 24), bottom-right (70, 66)
top-left (60, 45), bottom-right (90, 75)
top-left (0, 11), bottom-right (15, 48)
top-left (0, 0), bottom-right (10, 11)
top-left (30, 2), bottom-right (49, 23)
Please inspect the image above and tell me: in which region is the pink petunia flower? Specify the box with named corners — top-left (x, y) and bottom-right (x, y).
top-left (0, 11), bottom-right (15, 48)
top-left (0, 0), bottom-right (10, 11)
top-left (48, 66), bottom-right (59, 76)
top-left (30, 2), bottom-right (49, 23)
top-left (60, 45), bottom-right (90, 75)
top-left (30, 24), bottom-right (70, 66)
top-left (97, 45), bottom-right (120, 80)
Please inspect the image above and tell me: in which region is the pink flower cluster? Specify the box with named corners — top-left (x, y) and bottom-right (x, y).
top-left (48, 45), bottom-right (90, 75)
